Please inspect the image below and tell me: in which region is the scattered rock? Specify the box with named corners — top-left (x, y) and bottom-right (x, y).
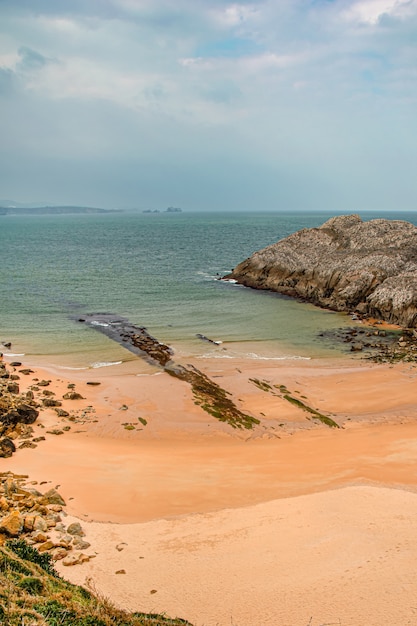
top-left (0, 437), bottom-right (16, 458)
top-left (62, 552), bottom-right (95, 566)
top-left (67, 522), bottom-right (84, 536)
top-left (42, 398), bottom-right (62, 407)
top-left (18, 441), bottom-right (37, 449)
top-left (62, 391), bottom-right (85, 400)
top-left (41, 489), bottom-right (66, 507)
top-left (0, 510), bottom-right (23, 536)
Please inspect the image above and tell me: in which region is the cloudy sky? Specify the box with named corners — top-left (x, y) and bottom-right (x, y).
top-left (1, 0), bottom-right (416, 211)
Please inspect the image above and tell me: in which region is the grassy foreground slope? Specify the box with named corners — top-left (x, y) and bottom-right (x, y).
top-left (0, 540), bottom-right (193, 626)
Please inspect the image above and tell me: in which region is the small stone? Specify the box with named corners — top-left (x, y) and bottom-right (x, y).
top-left (115, 569), bottom-right (126, 574)
top-left (72, 538), bottom-right (91, 550)
top-left (0, 438), bottom-right (16, 458)
top-left (62, 552), bottom-right (95, 566)
top-left (63, 392), bottom-right (84, 400)
top-left (41, 488), bottom-right (66, 506)
top-left (46, 429), bottom-right (64, 435)
top-left (116, 542), bottom-right (127, 552)
top-left (0, 496), bottom-right (9, 511)
top-left (38, 540), bottom-right (55, 552)
top-left (86, 381), bottom-right (101, 386)
top-left (42, 399), bottom-right (62, 407)
top-left (0, 510), bottom-right (23, 536)
top-left (31, 531), bottom-right (49, 543)
top-left (18, 441), bottom-right (37, 449)
top-left (67, 522), bottom-right (84, 536)
top-left (52, 547), bottom-right (68, 561)
top-left (48, 504), bottom-right (63, 513)
top-left (33, 516), bottom-right (48, 532)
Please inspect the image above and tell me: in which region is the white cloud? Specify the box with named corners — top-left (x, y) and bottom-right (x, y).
top-left (1, 0), bottom-right (417, 209)
top-left (344, 0), bottom-right (417, 25)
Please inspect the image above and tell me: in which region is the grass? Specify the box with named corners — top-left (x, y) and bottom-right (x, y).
top-left (0, 540), bottom-right (194, 626)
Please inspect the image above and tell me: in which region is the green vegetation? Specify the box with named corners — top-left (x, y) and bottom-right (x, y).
top-left (249, 378), bottom-right (273, 392)
top-left (166, 364), bottom-right (260, 429)
top-left (249, 378), bottom-right (340, 429)
top-left (282, 394), bottom-right (339, 428)
top-left (0, 540), bottom-right (194, 626)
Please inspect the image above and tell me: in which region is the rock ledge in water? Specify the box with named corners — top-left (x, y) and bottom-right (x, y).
top-left (225, 214), bottom-right (417, 327)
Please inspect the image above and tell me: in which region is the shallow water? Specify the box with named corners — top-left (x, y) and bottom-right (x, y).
top-left (1, 210), bottom-right (416, 368)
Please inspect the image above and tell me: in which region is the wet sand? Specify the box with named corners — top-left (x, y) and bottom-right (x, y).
top-left (3, 353), bottom-right (417, 625)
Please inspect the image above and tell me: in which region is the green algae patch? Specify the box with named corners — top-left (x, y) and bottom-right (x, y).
top-left (282, 394), bottom-right (339, 428)
top-left (166, 363), bottom-right (260, 430)
top-left (250, 379), bottom-right (339, 429)
top-left (249, 378), bottom-right (273, 392)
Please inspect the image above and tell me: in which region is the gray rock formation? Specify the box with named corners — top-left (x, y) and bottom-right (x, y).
top-left (225, 214), bottom-right (417, 327)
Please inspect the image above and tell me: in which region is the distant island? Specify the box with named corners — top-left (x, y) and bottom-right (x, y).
top-left (0, 205), bottom-right (121, 215)
top-left (143, 207), bottom-right (182, 214)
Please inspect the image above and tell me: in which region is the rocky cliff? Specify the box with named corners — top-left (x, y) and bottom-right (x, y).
top-left (225, 214), bottom-right (417, 328)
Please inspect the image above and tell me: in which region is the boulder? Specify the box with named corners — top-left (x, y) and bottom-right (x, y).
top-left (0, 438), bottom-right (16, 458)
top-left (0, 510), bottom-right (23, 536)
top-left (226, 214), bottom-right (417, 327)
top-left (0, 403), bottom-right (39, 427)
top-left (41, 488), bottom-right (66, 507)
top-left (67, 522), bottom-right (84, 536)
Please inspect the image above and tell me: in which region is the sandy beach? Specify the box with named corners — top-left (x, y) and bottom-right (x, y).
top-left (3, 350), bottom-right (417, 625)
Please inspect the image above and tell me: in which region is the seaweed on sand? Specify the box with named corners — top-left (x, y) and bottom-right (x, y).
top-left (165, 363), bottom-right (260, 430)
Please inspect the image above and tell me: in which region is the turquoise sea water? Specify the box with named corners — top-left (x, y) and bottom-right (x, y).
top-left (1, 210), bottom-right (416, 369)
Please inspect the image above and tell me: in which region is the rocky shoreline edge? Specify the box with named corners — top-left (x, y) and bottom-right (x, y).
top-left (225, 214), bottom-right (417, 329)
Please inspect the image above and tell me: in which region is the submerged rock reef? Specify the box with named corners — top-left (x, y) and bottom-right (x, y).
top-left (225, 214), bottom-right (417, 328)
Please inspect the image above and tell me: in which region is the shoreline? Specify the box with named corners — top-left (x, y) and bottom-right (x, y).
top-left (2, 350), bottom-right (417, 625)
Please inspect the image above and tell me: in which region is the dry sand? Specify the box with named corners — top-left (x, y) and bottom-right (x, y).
top-left (4, 352), bottom-right (417, 625)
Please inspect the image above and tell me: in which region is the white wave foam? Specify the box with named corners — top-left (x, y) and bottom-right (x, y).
top-left (246, 353), bottom-right (311, 361)
top-left (90, 360), bottom-right (123, 368)
top-left (90, 321), bottom-right (110, 327)
top-left (136, 372), bottom-right (163, 377)
top-left (57, 366), bottom-right (89, 370)
top-left (198, 352), bottom-right (310, 361)
top-left (3, 353), bottom-right (25, 357)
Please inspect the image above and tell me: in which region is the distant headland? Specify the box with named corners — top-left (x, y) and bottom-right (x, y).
top-left (0, 205), bottom-right (121, 215)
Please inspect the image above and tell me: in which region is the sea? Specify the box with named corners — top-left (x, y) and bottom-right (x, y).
top-left (1, 210), bottom-right (416, 372)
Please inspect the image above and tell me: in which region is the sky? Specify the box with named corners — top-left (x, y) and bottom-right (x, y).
top-left (1, 0), bottom-right (417, 211)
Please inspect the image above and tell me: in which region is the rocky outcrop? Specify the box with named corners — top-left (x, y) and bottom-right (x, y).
top-left (0, 361), bottom-right (39, 457)
top-left (79, 314), bottom-right (174, 366)
top-left (0, 471), bottom-right (96, 566)
top-left (225, 214), bottom-right (417, 327)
